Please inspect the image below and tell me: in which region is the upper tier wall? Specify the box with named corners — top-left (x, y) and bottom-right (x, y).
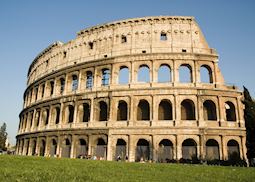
top-left (27, 16), bottom-right (216, 85)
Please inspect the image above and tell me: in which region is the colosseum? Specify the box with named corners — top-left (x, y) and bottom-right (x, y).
top-left (16, 16), bottom-right (247, 162)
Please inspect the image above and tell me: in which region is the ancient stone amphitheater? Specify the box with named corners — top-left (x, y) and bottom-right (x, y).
top-left (16, 16), bottom-right (247, 162)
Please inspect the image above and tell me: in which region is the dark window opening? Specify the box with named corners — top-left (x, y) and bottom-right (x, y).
top-left (86, 71), bottom-right (93, 89)
top-left (206, 139), bottom-right (219, 160)
top-left (72, 75), bottom-right (78, 91)
top-left (63, 51), bottom-right (67, 58)
top-left (60, 78), bottom-right (65, 94)
top-left (102, 69), bottom-right (110, 86)
top-left (181, 99), bottom-right (195, 120)
top-left (89, 42), bottom-right (93, 49)
top-left (182, 139), bottom-right (197, 160)
top-left (142, 50), bottom-right (146, 53)
top-left (99, 101), bottom-right (108, 121)
top-left (117, 101), bottom-right (128, 121)
top-left (225, 101), bottom-right (236, 121)
top-left (121, 35), bottom-right (127, 43)
top-left (41, 84), bottom-right (45, 98)
top-left (83, 103), bottom-right (90, 122)
top-left (35, 87), bottom-right (38, 101)
top-left (55, 107), bottom-right (60, 124)
top-left (137, 100), bottom-right (150, 120)
top-left (160, 33), bottom-right (167, 41)
top-left (158, 100), bottom-right (172, 120)
top-left (182, 49), bottom-right (187, 52)
top-left (136, 139), bottom-right (150, 162)
top-left (203, 100), bottom-right (217, 121)
top-left (50, 81), bottom-right (54, 96)
top-left (158, 139), bottom-right (173, 162)
top-left (68, 105), bottom-right (74, 123)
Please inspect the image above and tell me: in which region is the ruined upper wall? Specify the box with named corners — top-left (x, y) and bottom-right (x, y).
top-left (27, 16), bottom-right (216, 85)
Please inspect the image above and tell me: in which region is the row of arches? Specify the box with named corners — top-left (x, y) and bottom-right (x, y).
top-left (25, 63), bottom-right (214, 107)
top-left (18, 137), bottom-right (241, 162)
top-left (19, 98), bottom-right (237, 132)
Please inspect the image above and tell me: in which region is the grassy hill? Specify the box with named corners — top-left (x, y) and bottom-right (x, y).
top-left (0, 155), bottom-right (254, 182)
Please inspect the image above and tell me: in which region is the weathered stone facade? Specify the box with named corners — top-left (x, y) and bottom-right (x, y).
top-left (16, 16), bottom-right (246, 162)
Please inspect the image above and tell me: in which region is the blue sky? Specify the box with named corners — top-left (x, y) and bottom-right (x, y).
top-left (0, 0), bottom-right (254, 144)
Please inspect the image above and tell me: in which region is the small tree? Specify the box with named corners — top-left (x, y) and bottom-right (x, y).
top-left (243, 87), bottom-right (255, 166)
top-left (0, 122), bottom-right (7, 150)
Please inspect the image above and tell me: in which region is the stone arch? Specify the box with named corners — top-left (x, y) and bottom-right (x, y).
top-left (158, 139), bottom-right (173, 162)
top-left (115, 139), bottom-right (127, 160)
top-left (135, 139), bottom-right (150, 162)
top-left (62, 138), bottom-right (71, 158)
top-left (225, 101), bottom-right (236, 121)
top-left (96, 138), bottom-right (107, 159)
top-left (181, 99), bottom-right (195, 120)
top-left (119, 66), bottom-right (129, 84)
top-left (101, 68), bottom-right (110, 86)
top-left (158, 99), bottom-right (172, 120)
top-left (203, 100), bottom-right (217, 121)
top-left (39, 139), bottom-right (46, 156)
top-left (54, 106), bottom-right (61, 124)
top-left (60, 77), bottom-right (65, 94)
top-left (137, 99), bottom-right (150, 121)
top-left (200, 65), bottom-right (213, 83)
top-left (206, 139), bottom-right (220, 160)
top-left (138, 65), bottom-right (150, 83)
top-left (117, 100), bottom-right (128, 121)
top-left (158, 64), bottom-right (171, 83)
top-left (227, 139), bottom-right (240, 159)
top-left (182, 139), bottom-right (197, 159)
top-left (179, 64), bottom-right (192, 83)
top-left (76, 138), bottom-right (87, 158)
top-left (50, 138), bottom-right (58, 157)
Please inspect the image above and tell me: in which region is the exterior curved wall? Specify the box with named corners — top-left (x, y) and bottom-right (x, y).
top-left (16, 16), bottom-right (246, 162)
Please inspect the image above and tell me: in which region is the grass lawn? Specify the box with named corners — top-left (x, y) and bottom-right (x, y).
top-left (0, 155), bottom-right (254, 182)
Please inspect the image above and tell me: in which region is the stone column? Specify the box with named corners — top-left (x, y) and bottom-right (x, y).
top-left (128, 135), bottom-right (135, 162)
top-left (107, 135), bottom-right (112, 161)
top-left (56, 136), bottom-right (61, 157)
top-left (218, 96), bottom-right (226, 127)
top-left (176, 135), bottom-right (182, 160)
top-left (221, 135), bottom-right (227, 160)
top-left (70, 135), bottom-right (76, 158)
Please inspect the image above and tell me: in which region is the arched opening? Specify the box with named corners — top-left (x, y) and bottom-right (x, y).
top-left (26, 140), bottom-right (30, 155)
top-left (137, 100), bottom-right (150, 121)
top-left (62, 138), bottom-right (71, 158)
top-left (225, 101), bottom-right (236, 121)
top-left (182, 139), bottom-right (197, 160)
top-left (86, 71), bottom-right (93, 89)
top-left (96, 138), bottom-right (107, 159)
top-left (39, 140), bottom-right (46, 156)
top-left (200, 65), bottom-right (213, 83)
top-left (119, 66), bottom-right (129, 84)
top-left (31, 140), bottom-right (36, 155)
top-left (43, 109), bottom-right (49, 125)
top-left (35, 111), bottom-right (40, 127)
top-left (203, 100), bottom-right (217, 121)
top-left (55, 107), bottom-right (60, 124)
top-left (206, 139), bottom-right (219, 160)
top-left (72, 75), bottom-right (78, 91)
top-left (50, 139), bottom-right (57, 157)
top-left (60, 78), bottom-right (65, 94)
top-left (227, 140), bottom-right (240, 159)
top-left (158, 139), bottom-right (173, 163)
top-left (102, 68), bottom-right (110, 86)
top-left (50, 81), bottom-right (54, 96)
top-left (179, 64), bottom-right (192, 83)
top-left (138, 65), bottom-right (150, 83)
top-left (76, 139), bottom-right (87, 158)
top-left (158, 100), bottom-right (172, 120)
top-left (181, 99), bottom-right (195, 120)
top-left (117, 100), bottom-right (128, 121)
top-left (99, 101), bottom-right (108, 121)
top-left (158, 64), bottom-right (171, 83)
top-left (136, 139), bottom-right (150, 162)
top-left (115, 139), bottom-right (127, 161)
top-left (67, 105), bottom-right (74, 123)
top-left (83, 103), bottom-right (90, 122)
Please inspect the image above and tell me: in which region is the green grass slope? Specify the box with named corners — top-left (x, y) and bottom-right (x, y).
top-left (0, 155), bottom-right (254, 182)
